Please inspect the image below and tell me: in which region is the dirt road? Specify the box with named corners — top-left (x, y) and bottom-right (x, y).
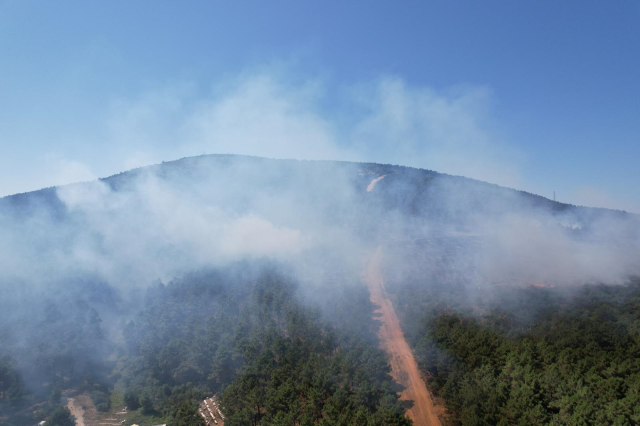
top-left (66, 397), bottom-right (85, 426)
top-left (365, 246), bottom-right (442, 426)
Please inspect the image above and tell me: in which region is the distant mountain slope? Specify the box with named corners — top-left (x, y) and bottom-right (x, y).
top-left (0, 154), bottom-right (632, 224)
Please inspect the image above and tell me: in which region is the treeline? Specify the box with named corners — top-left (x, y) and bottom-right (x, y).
top-left (393, 277), bottom-right (640, 425)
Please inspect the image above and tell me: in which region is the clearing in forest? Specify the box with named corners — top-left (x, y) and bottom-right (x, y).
top-left (65, 392), bottom-right (129, 426)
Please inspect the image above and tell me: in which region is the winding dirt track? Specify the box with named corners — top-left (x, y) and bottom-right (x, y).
top-left (365, 246), bottom-right (442, 426)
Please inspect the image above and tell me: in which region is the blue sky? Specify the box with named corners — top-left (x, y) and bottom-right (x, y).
top-left (1, 0), bottom-right (639, 211)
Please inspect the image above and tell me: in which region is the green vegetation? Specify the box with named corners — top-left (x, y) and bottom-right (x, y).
top-left (1, 260), bottom-right (412, 425)
top-left (0, 359), bottom-right (29, 424)
top-left (116, 263), bottom-right (411, 425)
top-left (392, 275), bottom-right (640, 425)
top-left (2, 156), bottom-right (639, 425)
top-left (0, 278), bottom-right (116, 424)
top-left (46, 406), bottom-right (76, 426)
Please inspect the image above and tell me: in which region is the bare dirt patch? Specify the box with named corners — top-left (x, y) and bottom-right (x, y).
top-left (65, 392), bottom-right (128, 426)
top-left (67, 394), bottom-right (90, 426)
top-left (364, 246), bottom-right (443, 426)
top-left (367, 175), bottom-right (387, 192)
top-left (66, 395), bottom-right (87, 426)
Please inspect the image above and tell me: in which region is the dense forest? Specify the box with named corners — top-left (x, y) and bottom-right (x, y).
top-left (0, 260), bottom-right (412, 425)
top-left (385, 243), bottom-right (640, 425)
top-left (118, 261), bottom-right (413, 425)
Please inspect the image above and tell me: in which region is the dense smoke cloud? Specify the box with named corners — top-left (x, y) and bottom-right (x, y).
top-left (56, 174), bottom-right (303, 284)
top-left (478, 212), bottom-right (640, 286)
top-left (1, 155), bottom-right (638, 293)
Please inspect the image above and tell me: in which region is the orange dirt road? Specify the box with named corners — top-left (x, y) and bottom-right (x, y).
top-left (365, 246), bottom-right (442, 426)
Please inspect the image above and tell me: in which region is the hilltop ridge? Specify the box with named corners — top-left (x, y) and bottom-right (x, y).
top-left (1, 154), bottom-right (632, 225)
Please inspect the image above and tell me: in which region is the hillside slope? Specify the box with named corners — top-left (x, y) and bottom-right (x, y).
top-left (1, 155), bottom-right (639, 425)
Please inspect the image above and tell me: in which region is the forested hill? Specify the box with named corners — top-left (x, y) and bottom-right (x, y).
top-left (1, 155), bottom-right (639, 425)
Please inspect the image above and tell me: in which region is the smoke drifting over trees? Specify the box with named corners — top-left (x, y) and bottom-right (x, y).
top-left (2, 155), bottom-right (637, 288)
top-left (0, 154), bottom-right (638, 424)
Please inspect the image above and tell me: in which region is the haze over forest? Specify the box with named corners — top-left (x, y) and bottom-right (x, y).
top-left (2, 2), bottom-right (640, 425)
top-left (1, 154), bottom-right (639, 425)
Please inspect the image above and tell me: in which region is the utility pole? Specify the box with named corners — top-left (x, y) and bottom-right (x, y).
top-left (553, 191), bottom-right (556, 202)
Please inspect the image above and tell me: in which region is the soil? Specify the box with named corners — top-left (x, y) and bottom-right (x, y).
top-left (367, 175), bottom-right (387, 192)
top-left (65, 392), bottom-right (127, 426)
top-left (66, 396), bottom-right (86, 426)
top-left (364, 246), bottom-right (444, 426)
